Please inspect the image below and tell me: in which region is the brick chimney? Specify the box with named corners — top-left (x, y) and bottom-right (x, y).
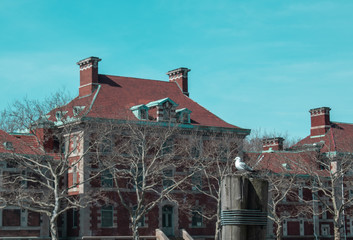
top-left (262, 137), bottom-right (284, 151)
top-left (77, 57), bottom-right (101, 97)
top-left (309, 107), bottom-right (331, 136)
top-left (167, 68), bottom-right (191, 96)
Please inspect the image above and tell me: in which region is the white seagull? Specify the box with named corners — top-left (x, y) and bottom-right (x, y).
top-left (235, 157), bottom-right (254, 172)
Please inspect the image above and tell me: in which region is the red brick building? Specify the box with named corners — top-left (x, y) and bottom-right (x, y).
top-left (246, 107), bottom-right (353, 240)
top-left (0, 130), bottom-right (50, 238)
top-left (0, 56), bottom-right (250, 239)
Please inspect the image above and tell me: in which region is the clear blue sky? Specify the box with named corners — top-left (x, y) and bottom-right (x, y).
top-left (1, 1), bottom-right (353, 140)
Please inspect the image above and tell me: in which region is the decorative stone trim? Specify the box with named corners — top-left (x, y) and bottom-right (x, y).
top-left (77, 57), bottom-right (101, 70)
top-left (309, 107), bottom-right (331, 116)
top-left (310, 125), bottom-right (331, 130)
top-left (97, 204), bottom-right (118, 229)
top-left (166, 68), bottom-right (191, 79)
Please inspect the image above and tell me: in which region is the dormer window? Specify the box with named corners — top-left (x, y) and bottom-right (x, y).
top-left (130, 105), bottom-right (149, 120)
top-left (146, 98), bottom-right (178, 122)
top-left (73, 106), bottom-right (85, 116)
top-left (3, 142), bottom-right (13, 150)
top-left (56, 112), bottom-right (62, 121)
top-left (282, 163), bottom-right (291, 170)
top-left (176, 108), bottom-right (192, 124)
top-left (55, 111), bottom-right (68, 121)
top-left (140, 109), bottom-right (147, 120)
top-left (163, 101), bottom-right (172, 121)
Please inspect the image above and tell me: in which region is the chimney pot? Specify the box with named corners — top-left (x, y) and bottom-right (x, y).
top-left (167, 68), bottom-right (191, 96)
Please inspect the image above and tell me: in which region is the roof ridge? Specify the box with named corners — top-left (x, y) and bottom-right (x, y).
top-left (99, 74), bottom-right (171, 84)
top-left (331, 121), bottom-right (353, 125)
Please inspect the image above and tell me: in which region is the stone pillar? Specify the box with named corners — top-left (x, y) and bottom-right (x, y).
top-left (221, 174), bottom-right (268, 240)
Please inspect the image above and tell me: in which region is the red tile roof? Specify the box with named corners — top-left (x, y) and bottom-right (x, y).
top-left (0, 130), bottom-right (41, 155)
top-left (244, 119), bottom-right (353, 175)
top-left (292, 122), bottom-right (353, 153)
top-left (245, 150), bottom-right (325, 176)
top-left (58, 75), bottom-right (243, 130)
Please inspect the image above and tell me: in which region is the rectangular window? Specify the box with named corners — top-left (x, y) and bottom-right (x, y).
top-left (321, 224), bottom-right (330, 236)
top-left (163, 169), bottom-right (173, 189)
top-left (27, 211), bottom-right (40, 227)
top-left (101, 170), bottom-right (113, 187)
top-left (219, 145), bottom-right (228, 160)
top-left (101, 206), bottom-right (113, 227)
top-left (72, 209), bottom-right (78, 228)
top-left (162, 139), bottom-right (173, 155)
top-left (299, 219), bottom-right (304, 236)
top-left (191, 146), bottom-right (200, 158)
top-left (2, 209), bottom-right (21, 226)
top-left (21, 170), bottom-right (27, 188)
top-left (100, 138), bottom-right (112, 153)
top-left (322, 206), bottom-right (327, 219)
top-left (132, 165), bottom-right (143, 189)
top-left (191, 171), bottom-right (202, 191)
top-left (283, 220), bottom-right (287, 236)
top-left (62, 137), bottom-right (69, 154)
top-left (191, 210), bottom-right (202, 227)
top-left (349, 189), bottom-right (353, 199)
top-left (72, 136), bottom-right (78, 154)
top-left (72, 166), bottom-right (77, 186)
top-left (140, 109), bottom-right (147, 120)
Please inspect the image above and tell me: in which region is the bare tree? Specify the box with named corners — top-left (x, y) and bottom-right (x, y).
top-left (0, 92), bottom-right (106, 240)
top-left (295, 142), bottom-right (353, 240)
top-left (254, 138), bottom-right (353, 240)
top-left (178, 131), bottom-right (244, 240)
top-left (243, 128), bottom-right (300, 152)
top-left (244, 135), bottom-right (314, 240)
top-left (258, 168), bottom-right (310, 240)
top-left (95, 122), bottom-right (195, 240)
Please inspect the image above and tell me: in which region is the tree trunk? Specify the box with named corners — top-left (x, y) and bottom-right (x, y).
top-left (334, 224), bottom-right (341, 240)
top-left (215, 219), bottom-right (220, 240)
top-left (215, 198), bottom-right (221, 240)
top-left (132, 221), bottom-right (139, 240)
top-left (50, 218), bottom-right (59, 240)
top-left (276, 223), bottom-right (283, 240)
top-left (51, 178), bottom-right (60, 240)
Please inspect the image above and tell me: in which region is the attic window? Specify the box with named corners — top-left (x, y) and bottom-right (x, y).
top-left (282, 163), bottom-right (291, 170)
top-left (130, 105), bottom-right (149, 120)
top-left (3, 142), bottom-right (13, 150)
top-left (176, 108), bottom-right (192, 124)
top-left (73, 106), bottom-right (85, 116)
top-left (163, 101), bottom-right (173, 121)
top-left (55, 111), bottom-right (68, 121)
top-left (56, 112), bottom-right (62, 120)
top-left (140, 109), bottom-right (147, 120)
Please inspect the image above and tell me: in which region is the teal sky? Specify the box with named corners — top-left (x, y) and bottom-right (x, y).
top-left (1, 1), bottom-right (353, 140)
